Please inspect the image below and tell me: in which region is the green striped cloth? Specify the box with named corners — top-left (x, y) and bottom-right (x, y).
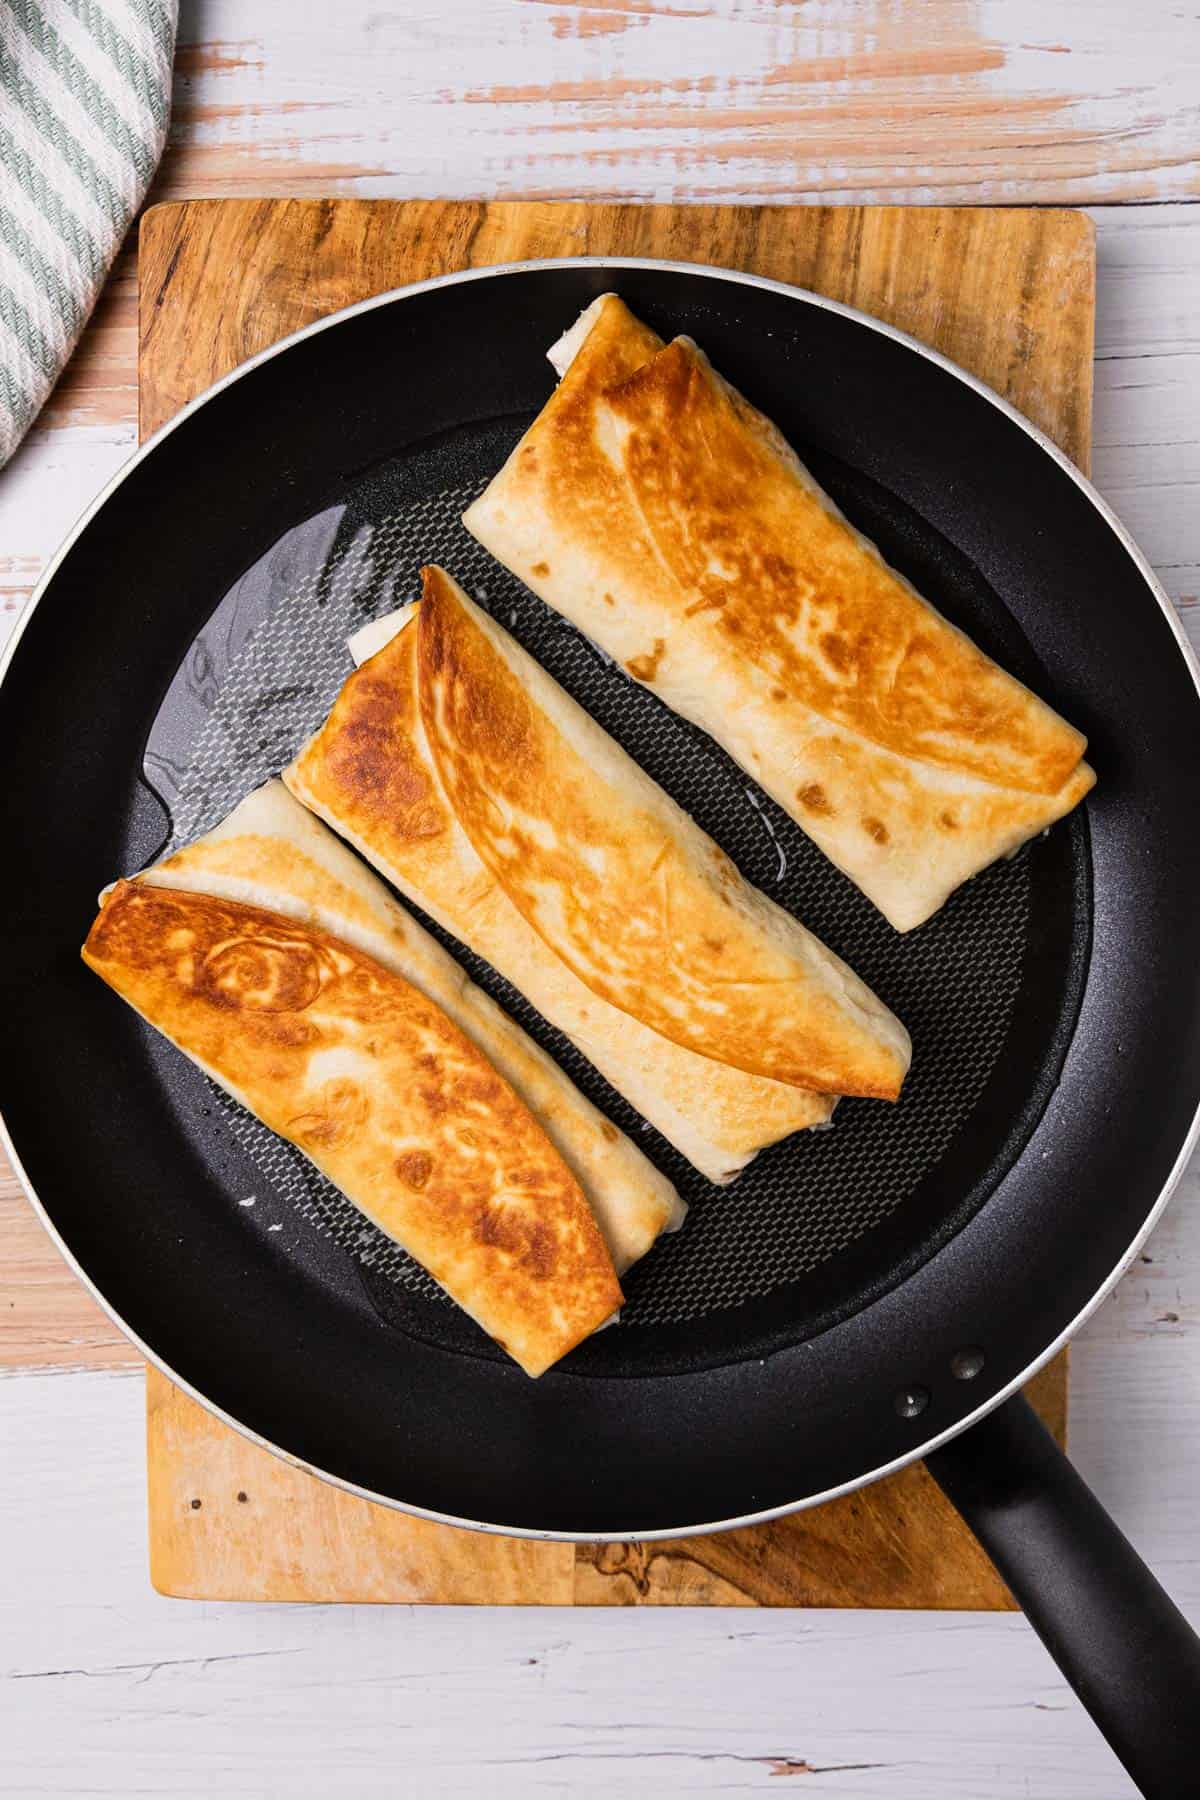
top-left (0, 0), bottom-right (177, 466)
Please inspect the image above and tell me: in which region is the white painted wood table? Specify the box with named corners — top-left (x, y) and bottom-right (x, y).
top-left (3, 4), bottom-right (1200, 1794)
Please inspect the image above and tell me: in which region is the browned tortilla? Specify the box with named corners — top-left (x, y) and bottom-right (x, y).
top-left (463, 294), bottom-right (1095, 931)
top-left (83, 881), bottom-right (622, 1376)
top-left (286, 605), bottom-right (838, 1182)
top-left (417, 567), bottom-right (910, 1100)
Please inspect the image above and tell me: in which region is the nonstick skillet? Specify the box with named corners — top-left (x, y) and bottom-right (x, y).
top-left (3, 260), bottom-right (1200, 1792)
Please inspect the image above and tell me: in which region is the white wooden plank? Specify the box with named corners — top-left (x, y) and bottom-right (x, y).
top-left (1092, 207), bottom-right (1200, 631)
top-left (0, 423), bottom-right (132, 636)
top-left (156, 0), bottom-right (1200, 207)
top-left (1070, 1154), bottom-right (1200, 1595)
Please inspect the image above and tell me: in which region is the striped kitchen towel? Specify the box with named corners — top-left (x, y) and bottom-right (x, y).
top-left (0, 0), bottom-right (178, 467)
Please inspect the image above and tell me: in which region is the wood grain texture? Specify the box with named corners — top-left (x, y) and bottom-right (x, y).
top-left (3, 0), bottom-right (1192, 632)
top-left (152, 1), bottom-right (1200, 209)
top-left (574, 1365), bottom-right (1066, 1611)
top-left (146, 1357), bottom-right (1064, 1609)
top-left (0, 1170), bottom-right (136, 1374)
top-left (137, 198), bottom-right (1094, 467)
top-left (147, 1369), bottom-right (574, 1603)
top-left (135, 198), bottom-right (1082, 1608)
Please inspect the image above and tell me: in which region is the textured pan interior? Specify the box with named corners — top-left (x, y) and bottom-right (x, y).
top-left (142, 416), bottom-right (1086, 1358)
top-left (6, 258), bottom-right (1198, 1528)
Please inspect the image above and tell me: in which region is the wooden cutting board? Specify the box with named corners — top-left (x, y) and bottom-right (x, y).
top-left (139, 199), bottom-right (1091, 1606)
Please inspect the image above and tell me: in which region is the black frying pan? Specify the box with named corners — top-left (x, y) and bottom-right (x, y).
top-left (3, 260), bottom-right (1200, 1792)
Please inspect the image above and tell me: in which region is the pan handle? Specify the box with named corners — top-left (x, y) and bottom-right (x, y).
top-left (927, 1393), bottom-right (1200, 1797)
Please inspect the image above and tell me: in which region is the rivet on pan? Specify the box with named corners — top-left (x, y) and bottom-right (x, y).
top-left (894, 1386), bottom-right (929, 1420)
top-left (951, 1347), bottom-right (986, 1381)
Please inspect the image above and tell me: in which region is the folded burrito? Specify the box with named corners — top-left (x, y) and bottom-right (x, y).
top-left (286, 602), bottom-right (841, 1186)
top-left (463, 295), bottom-right (1095, 933)
top-left (83, 880), bottom-right (623, 1376)
top-left (417, 568), bottom-right (909, 1100)
top-left (137, 778), bottom-right (683, 1274)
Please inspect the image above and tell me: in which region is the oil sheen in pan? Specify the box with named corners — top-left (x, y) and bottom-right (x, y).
top-left (139, 416), bottom-right (1089, 1375)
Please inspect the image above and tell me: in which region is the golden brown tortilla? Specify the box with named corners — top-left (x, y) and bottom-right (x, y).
top-left (463, 295), bottom-right (1095, 931)
top-left (417, 567), bottom-right (910, 1101)
top-left (285, 607), bottom-right (838, 1182)
top-left (138, 779), bottom-right (683, 1273)
top-left (83, 881), bottom-right (622, 1376)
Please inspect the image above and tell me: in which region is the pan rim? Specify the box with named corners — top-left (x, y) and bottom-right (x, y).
top-left (3, 252), bottom-right (1199, 1542)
